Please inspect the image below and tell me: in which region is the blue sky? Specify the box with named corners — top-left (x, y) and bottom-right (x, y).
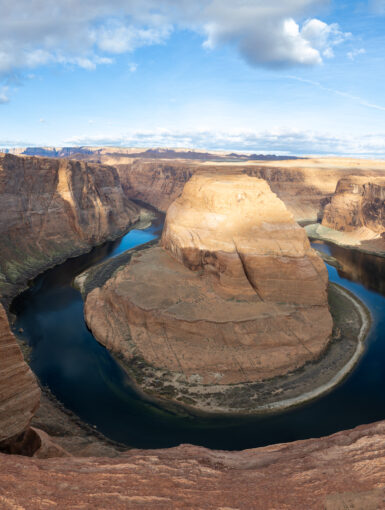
top-left (1, 0), bottom-right (385, 156)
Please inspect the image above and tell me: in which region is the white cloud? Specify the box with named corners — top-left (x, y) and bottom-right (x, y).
top-left (63, 128), bottom-right (385, 157)
top-left (347, 48), bottom-right (366, 60)
top-left (0, 0), bottom-right (351, 80)
top-left (300, 19), bottom-right (351, 59)
top-left (201, 3), bottom-right (351, 67)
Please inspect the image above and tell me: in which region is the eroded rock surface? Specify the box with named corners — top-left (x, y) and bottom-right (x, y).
top-left (162, 173), bottom-right (329, 304)
top-left (0, 304), bottom-right (40, 446)
top-left (319, 176), bottom-right (385, 252)
top-left (84, 173), bottom-right (332, 411)
top-left (0, 153), bottom-right (140, 453)
top-left (0, 153), bottom-right (140, 302)
top-left (111, 157), bottom-right (385, 222)
top-left (1, 420), bottom-right (385, 509)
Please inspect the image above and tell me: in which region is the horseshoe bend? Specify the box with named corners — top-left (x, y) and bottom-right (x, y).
top-left (0, 152), bottom-right (384, 509)
top-left (82, 171), bottom-right (365, 414)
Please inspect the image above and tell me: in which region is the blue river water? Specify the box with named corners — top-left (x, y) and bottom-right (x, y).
top-left (11, 217), bottom-right (385, 450)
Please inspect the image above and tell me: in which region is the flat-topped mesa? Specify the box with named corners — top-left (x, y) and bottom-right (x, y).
top-left (161, 173), bottom-right (328, 305)
top-left (322, 176), bottom-right (385, 238)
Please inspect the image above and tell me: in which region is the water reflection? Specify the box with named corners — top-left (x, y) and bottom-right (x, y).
top-left (313, 240), bottom-right (385, 297)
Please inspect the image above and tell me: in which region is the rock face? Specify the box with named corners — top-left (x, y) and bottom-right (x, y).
top-left (322, 176), bottom-right (385, 239)
top-left (110, 157), bottom-right (385, 222)
top-left (162, 173), bottom-right (328, 304)
top-left (0, 304), bottom-right (40, 446)
top-left (0, 153), bottom-right (140, 302)
top-left (1, 420), bottom-right (385, 509)
top-left (305, 176), bottom-right (385, 255)
top-left (84, 173), bottom-right (332, 410)
top-left (0, 153), bottom-right (140, 451)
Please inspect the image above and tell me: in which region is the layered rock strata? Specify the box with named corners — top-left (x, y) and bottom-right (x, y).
top-left (84, 173), bottom-right (333, 411)
top-left (1, 420), bottom-right (385, 509)
top-left (161, 173), bottom-right (329, 303)
top-left (307, 176), bottom-right (385, 255)
top-left (0, 153), bottom-right (140, 302)
top-left (0, 304), bottom-right (40, 446)
top-left (0, 153), bottom-right (140, 451)
top-left (111, 157), bottom-right (385, 221)
top-left (6, 149), bottom-right (385, 222)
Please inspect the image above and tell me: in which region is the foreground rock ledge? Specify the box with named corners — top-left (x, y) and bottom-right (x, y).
top-left (1, 420), bottom-right (385, 510)
top-left (84, 173), bottom-right (334, 412)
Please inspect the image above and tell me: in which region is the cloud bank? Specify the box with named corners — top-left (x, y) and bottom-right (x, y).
top-left (0, 0), bottom-right (350, 78)
top-left (60, 128), bottom-right (385, 157)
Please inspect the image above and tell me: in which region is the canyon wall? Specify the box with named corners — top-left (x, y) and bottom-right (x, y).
top-left (4, 149), bottom-right (385, 223)
top-left (114, 157), bottom-right (385, 222)
top-left (304, 176), bottom-right (385, 254)
top-left (0, 153), bottom-right (140, 302)
top-left (0, 153), bottom-right (140, 449)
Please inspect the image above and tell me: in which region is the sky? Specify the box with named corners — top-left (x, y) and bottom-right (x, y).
top-left (1, 0), bottom-right (385, 156)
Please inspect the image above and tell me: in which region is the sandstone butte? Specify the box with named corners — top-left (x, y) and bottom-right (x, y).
top-left (313, 175), bottom-right (385, 254)
top-left (84, 172), bottom-right (332, 408)
top-left (0, 152), bottom-right (385, 509)
top-left (0, 153), bottom-right (140, 449)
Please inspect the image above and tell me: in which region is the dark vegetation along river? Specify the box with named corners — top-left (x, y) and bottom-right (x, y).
top-left (10, 212), bottom-right (385, 450)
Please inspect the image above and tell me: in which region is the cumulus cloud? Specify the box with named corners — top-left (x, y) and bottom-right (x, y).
top-left (201, 2), bottom-right (350, 67)
top-left (0, 0), bottom-right (351, 79)
top-left (64, 128), bottom-right (385, 157)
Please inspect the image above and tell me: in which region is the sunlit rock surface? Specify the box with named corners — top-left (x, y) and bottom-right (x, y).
top-left (85, 173), bottom-right (332, 408)
top-left (0, 153), bottom-right (140, 302)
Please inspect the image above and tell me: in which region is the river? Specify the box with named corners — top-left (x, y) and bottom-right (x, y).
top-left (10, 214), bottom-right (385, 450)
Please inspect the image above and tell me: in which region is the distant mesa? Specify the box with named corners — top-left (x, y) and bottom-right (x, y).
top-left (0, 146), bottom-right (300, 162)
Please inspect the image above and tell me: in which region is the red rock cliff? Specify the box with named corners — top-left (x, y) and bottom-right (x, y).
top-left (0, 153), bottom-right (140, 302)
top-left (0, 153), bottom-right (140, 449)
